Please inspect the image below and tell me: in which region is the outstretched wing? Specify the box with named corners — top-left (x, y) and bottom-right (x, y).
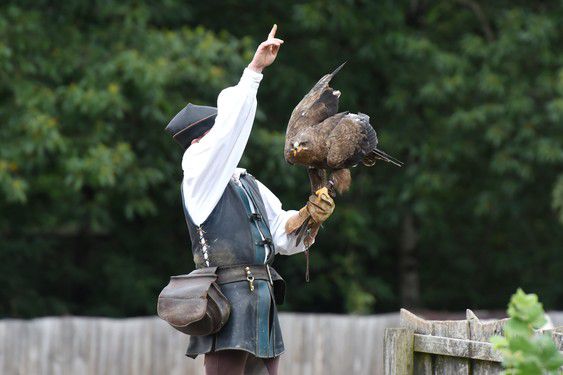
top-left (285, 63), bottom-right (346, 158)
top-left (289, 62), bottom-right (345, 126)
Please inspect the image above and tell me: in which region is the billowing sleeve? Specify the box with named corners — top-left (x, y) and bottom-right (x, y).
top-left (255, 179), bottom-right (309, 256)
top-left (182, 68), bottom-right (263, 225)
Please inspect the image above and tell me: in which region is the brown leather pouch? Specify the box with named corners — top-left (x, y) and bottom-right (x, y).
top-left (157, 267), bottom-right (230, 336)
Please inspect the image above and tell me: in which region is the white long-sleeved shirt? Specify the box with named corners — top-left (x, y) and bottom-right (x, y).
top-left (181, 68), bottom-right (305, 256)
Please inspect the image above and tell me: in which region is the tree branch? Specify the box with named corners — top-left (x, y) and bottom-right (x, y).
top-left (455, 0), bottom-right (495, 42)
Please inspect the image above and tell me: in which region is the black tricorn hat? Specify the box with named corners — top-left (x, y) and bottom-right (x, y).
top-left (165, 103), bottom-right (218, 149)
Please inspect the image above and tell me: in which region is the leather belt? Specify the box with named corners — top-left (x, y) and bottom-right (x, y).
top-left (216, 264), bottom-right (276, 287)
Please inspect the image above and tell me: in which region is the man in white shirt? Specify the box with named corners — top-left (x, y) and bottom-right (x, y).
top-left (165, 25), bottom-right (334, 375)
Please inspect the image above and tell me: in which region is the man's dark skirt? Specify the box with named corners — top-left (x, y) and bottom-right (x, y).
top-left (186, 279), bottom-right (284, 358)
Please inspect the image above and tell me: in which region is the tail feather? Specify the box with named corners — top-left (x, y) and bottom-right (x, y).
top-left (363, 148), bottom-right (403, 167)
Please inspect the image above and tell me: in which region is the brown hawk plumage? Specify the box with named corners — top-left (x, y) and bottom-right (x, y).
top-left (285, 63), bottom-right (402, 194)
top-left (284, 63), bottom-right (403, 243)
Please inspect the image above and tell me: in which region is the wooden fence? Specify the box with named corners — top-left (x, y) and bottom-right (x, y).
top-left (384, 309), bottom-right (563, 374)
top-left (2, 311), bottom-right (562, 375)
top-left (0, 312), bottom-right (399, 375)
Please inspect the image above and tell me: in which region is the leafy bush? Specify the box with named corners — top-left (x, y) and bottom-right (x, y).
top-left (491, 289), bottom-right (563, 374)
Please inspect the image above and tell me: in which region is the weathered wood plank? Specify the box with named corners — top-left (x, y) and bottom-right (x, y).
top-left (552, 327), bottom-right (563, 351)
top-left (550, 327), bottom-right (563, 374)
top-left (396, 310), bottom-right (563, 375)
top-left (279, 313), bottom-right (400, 375)
top-left (550, 312), bottom-right (563, 327)
top-left (0, 313), bottom-right (401, 375)
top-left (384, 328), bottom-right (414, 375)
top-left (431, 319), bottom-right (471, 374)
top-left (2, 312), bottom-right (560, 375)
top-left (400, 309), bottom-right (432, 375)
top-left (413, 334), bottom-right (503, 362)
top-left (467, 309), bottom-right (505, 374)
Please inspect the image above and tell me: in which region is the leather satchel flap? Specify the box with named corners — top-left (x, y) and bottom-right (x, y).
top-left (157, 267), bottom-right (218, 328)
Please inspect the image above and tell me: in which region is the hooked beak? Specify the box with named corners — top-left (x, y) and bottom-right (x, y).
top-left (291, 146), bottom-right (304, 157)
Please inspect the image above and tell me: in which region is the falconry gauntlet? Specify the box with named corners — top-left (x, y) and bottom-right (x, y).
top-left (307, 188), bottom-right (335, 224)
top-left (285, 188), bottom-right (335, 235)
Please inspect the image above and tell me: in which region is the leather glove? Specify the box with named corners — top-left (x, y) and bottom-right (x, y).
top-left (284, 188), bottom-right (335, 234)
top-left (285, 206), bottom-right (309, 234)
top-left (307, 187), bottom-right (335, 224)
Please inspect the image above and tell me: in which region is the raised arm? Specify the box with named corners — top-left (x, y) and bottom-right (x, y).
top-left (182, 25), bottom-right (284, 225)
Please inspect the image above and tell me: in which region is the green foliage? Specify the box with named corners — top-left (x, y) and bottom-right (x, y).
top-left (233, 0), bottom-right (563, 311)
top-left (0, 1), bottom-right (562, 317)
top-left (0, 1), bottom-right (253, 316)
top-left (491, 289), bottom-right (563, 374)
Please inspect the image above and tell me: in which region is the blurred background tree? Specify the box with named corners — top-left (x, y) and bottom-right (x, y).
top-left (0, 0), bottom-right (561, 318)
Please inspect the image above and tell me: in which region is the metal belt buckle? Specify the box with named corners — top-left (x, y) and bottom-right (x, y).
top-left (266, 264), bottom-right (274, 286)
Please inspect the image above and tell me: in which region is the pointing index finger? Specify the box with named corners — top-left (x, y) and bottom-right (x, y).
top-left (268, 24), bottom-right (277, 39)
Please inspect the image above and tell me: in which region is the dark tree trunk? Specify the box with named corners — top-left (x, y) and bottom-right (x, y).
top-left (399, 212), bottom-right (420, 308)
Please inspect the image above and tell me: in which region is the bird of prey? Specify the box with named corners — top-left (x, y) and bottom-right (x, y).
top-left (284, 63), bottom-right (403, 244)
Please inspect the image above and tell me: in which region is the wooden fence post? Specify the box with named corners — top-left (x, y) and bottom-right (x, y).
top-left (552, 327), bottom-right (562, 351)
top-left (399, 309), bottom-right (433, 374)
top-left (384, 328), bottom-right (414, 375)
top-left (467, 309), bottom-right (506, 374)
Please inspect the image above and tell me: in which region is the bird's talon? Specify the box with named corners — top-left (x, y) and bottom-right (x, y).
top-left (315, 187), bottom-right (329, 197)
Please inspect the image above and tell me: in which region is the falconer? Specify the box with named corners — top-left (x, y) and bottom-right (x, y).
top-left (164, 25), bottom-right (335, 375)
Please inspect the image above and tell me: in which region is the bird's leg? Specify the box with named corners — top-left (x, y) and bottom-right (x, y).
top-left (307, 167), bottom-right (326, 193)
top-left (327, 175), bottom-right (337, 199)
top-left (328, 168), bottom-right (351, 196)
top-left (306, 169), bottom-right (332, 235)
top-left (290, 171), bottom-right (332, 282)
top-left (293, 169), bottom-right (333, 282)
top-left (297, 168), bottom-right (328, 246)
top-left (301, 184), bottom-right (331, 282)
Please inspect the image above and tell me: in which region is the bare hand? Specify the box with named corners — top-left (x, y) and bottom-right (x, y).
top-left (248, 24), bottom-right (284, 73)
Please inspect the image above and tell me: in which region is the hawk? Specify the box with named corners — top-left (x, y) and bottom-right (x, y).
top-left (284, 63), bottom-right (403, 242)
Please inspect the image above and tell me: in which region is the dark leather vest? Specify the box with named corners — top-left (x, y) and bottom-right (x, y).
top-left (181, 173), bottom-right (275, 268)
top-left (182, 172), bottom-right (286, 358)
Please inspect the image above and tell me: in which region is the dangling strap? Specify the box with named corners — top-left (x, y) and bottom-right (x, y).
top-left (305, 249), bottom-right (310, 282)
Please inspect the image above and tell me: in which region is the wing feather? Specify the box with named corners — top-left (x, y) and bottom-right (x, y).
top-left (285, 63), bottom-right (346, 157)
top-left (326, 114), bottom-right (366, 168)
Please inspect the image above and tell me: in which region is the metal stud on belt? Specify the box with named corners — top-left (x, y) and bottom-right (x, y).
top-left (245, 266), bottom-right (255, 292)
